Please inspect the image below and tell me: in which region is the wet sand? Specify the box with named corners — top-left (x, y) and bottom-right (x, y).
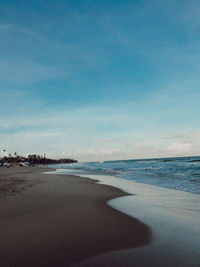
top-left (73, 173), bottom-right (200, 267)
top-left (0, 167), bottom-right (151, 266)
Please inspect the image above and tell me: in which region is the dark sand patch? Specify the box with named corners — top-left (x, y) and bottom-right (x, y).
top-left (0, 167), bottom-right (151, 266)
top-left (0, 167), bottom-right (44, 199)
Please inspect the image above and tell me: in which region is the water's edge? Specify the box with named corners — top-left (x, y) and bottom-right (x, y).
top-left (47, 168), bottom-right (200, 266)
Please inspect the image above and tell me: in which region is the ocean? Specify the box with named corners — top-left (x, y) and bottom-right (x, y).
top-left (51, 156), bottom-right (200, 194)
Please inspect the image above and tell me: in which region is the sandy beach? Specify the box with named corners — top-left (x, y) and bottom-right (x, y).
top-left (0, 167), bottom-right (151, 266)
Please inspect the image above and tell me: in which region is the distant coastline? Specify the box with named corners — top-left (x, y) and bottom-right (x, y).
top-left (0, 153), bottom-right (77, 167)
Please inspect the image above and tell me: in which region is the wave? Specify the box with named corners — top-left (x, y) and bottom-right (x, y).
top-left (50, 156), bottom-right (200, 194)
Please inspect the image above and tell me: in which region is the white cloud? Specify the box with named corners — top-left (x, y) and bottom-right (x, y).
top-left (51, 149), bottom-right (121, 162)
top-left (1, 101), bottom-right (200, 161)
top-left (169, 142), bottom-right (192, 154)
top-left (104, 139), bottom-right (120, 143)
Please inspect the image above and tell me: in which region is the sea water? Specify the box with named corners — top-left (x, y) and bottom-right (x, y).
top-left (51, 156), bottom-right (200, 194)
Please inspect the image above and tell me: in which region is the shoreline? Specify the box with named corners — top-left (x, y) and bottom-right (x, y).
top-left (0, 166), bottom-right (151, 266)
top-left (50, 168), bottom-right (200, 267)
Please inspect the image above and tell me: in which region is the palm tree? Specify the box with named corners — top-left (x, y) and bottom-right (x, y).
top-left (2, 149), bottom-right (6, 157)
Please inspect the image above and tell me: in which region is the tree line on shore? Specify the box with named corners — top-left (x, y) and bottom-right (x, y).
top-left (0, 153), bottom-right (78, 166)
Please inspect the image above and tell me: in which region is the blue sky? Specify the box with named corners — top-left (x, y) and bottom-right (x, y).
top-left (0, 0), bottom-right (200, 161)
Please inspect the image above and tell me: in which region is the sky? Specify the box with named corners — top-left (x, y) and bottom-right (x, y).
top-left (0, 0), bottom-right (200, 161)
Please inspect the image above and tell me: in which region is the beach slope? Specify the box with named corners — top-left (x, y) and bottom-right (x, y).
top-left (0, 167), bottom-right (151, 266)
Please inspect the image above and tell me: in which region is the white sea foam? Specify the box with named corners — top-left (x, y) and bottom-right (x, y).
top-left (50, 157), bottom-right (200, 194)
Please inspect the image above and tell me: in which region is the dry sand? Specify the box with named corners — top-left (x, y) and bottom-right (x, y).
top-left (0, 167), bottom-right (151, 266)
